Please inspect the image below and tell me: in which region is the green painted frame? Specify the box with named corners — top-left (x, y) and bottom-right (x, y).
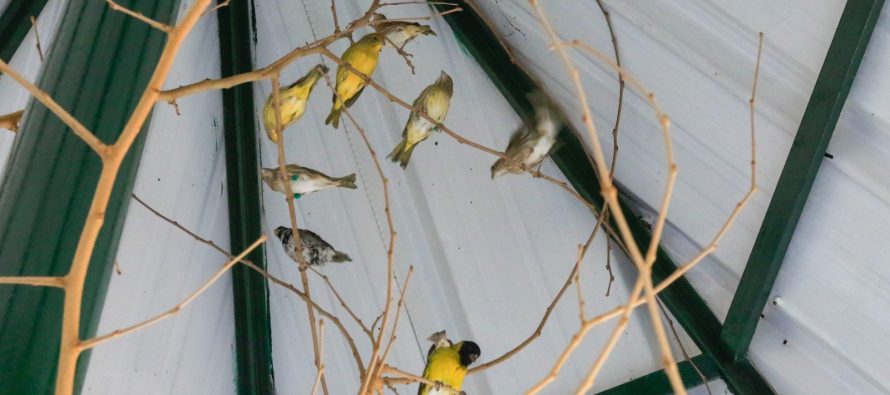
top-left (597, 354), bottom-right (720, 395)
top-left (217, 0), bottom-right (277, 393)
top-left (721, 0), bottom-right (886, 361)
top-left (0, 0), bottom-right (49, 62)
top-left (0, 0), bottom-right (178, 393)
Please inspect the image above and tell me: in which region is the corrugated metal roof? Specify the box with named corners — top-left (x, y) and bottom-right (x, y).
top-left (2, 0), bottom-right (888, 394)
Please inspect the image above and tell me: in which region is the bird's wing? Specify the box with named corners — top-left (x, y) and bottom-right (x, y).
top-left (504, 126), bottom-right (535, 159)
top-left (344, 85), bottom-right (366, 108)
top-left (298, 229), bottom-right (334, 250)
top-left (288, 164), bottom-right (329, 180)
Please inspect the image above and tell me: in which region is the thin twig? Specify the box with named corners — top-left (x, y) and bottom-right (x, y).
top-left (657, 299), bottom-right (711, 395)
top-left (202, 0), bottom-right (230, 16)
top-left (379, 266), bottom-right (415, 365)
top-left (0, 61), bottom-right (107, 155)
top-left (469, 209), bottom-right (606, 374)
top-left (528, 2), bottom-right (684, 393)
top-left (132, 193), bottom-right (366, 377)
top-left (271, 73), bottom-right (328, 395)
top-left (605, 236), bottom-right (614, 297)
top-left (330, 0), bottom-right (341, 33)
top-left (0, 275), bottom-right (65, 288)
top-left (0, 110), bottom-right (24, 132)
top-left (309, 267), bottom-right (375, 342)
top-left (338, 99), bottom-right (399, 395)
top-left (594, 0), bottom-right (624, 178)
top-left (31, 16), bottom-right (45, 62)
top-left (310, 320), bottom-right (327, 395)
top-left (106, 0), bottom-right (173, 33)
top-left (79, 235), bottom-right (267, 350)
top-left (382, 366), bottom-right (462, 395)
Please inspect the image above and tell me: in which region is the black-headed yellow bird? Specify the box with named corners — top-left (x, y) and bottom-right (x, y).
top-left (263, 64), bottom-right (328, 142)
top-left (491, 91), bottom-right (562, 178)
top-left (418, 335), bottom-right (481, 395)
top-left (325, 33), bottom-right (385, 129)
top-left (387, 71), bottom-right (453, 168)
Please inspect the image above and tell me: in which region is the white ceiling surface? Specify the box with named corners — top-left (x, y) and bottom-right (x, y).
top-left (253, 1), bottom-right (703, 394)
top-left (749, 4), bottom-right (890, 395)
top-left (80, 1), bottom-right (237, 394)
top-left (0, 0), bottom-right (67, 176)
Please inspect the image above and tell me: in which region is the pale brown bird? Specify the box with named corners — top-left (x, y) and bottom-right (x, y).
top-left (387, 71), bottom-right (453, 168)
top-left (373, 14), bottom-right (436, 50)
top-left (491, 92), bottom-right (562, 178)
top-left (261, 164), bottom-right (357, 199)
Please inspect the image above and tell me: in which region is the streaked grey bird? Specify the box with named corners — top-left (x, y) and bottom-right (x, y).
top-left (261, 164), bottom-right (357, 199)
top-left (274, 226), bottom-right (352, 266)
top-left (491, 91), bottom-right (562, 178)
top-left (387, 71), bottom-right (453, 168)
top-left (373, 14), bottom-right (436, 50)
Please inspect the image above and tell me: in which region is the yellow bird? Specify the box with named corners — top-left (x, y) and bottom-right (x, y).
top-left (388, 71), bottom-right (453, 168)
top-left (325, 33), bottom-right (385, 129)
top-left (417, 336), bottom-right (480, 395)
top-left (263, 64), bottom-right (328, 142)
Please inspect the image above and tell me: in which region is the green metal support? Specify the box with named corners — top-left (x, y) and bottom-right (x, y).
top-left (430, 2), bottom-right (774, 393)
top-left (597, 354), bottom-right (720, 395)
top-left (217, 0), bottom-right (276, 393)
top-left (0, 0), bottom-right (178, 393)
top-left (0, 0), bottom-right (49, 61)
top-left (721, 0), bottom-right (885, 361)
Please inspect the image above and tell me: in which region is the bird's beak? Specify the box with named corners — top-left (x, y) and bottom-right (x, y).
top-left (425, 26), bottom-right (437, 36)
top-left (470, 354), bottom-right (479, 363)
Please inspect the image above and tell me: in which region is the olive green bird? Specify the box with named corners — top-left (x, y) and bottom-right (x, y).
top-left (417, 331), bottom-right (481, 395)
top-left (491, 91), bottom-right (562, 178)
top-left (373, 14), bottom-right (436, 50)
top-left (261, 164), bottom-right (357, 199)
top-left (263, 64), bottom-right (328, 142)
top-left (387, 71), bottom-right (453, 168)
top-left (325, 33), bottom-right (385, 129)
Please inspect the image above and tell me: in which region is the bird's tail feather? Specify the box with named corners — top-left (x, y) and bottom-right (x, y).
top-left (398, 143), bottom-right (417, 169)
top-left (326, 103), bottom-right (341, 128)
top-left (337, 173), bottom-right (357, 189)
top-left (332, 251), bottom-right (352, 263)
top-left (388, 139), bottom-right (407, 162)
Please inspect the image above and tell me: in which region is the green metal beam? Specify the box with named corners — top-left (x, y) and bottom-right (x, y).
top-left (430, 2), bottom-right (775, 394)
top-left (597, 354), bottom-right (720, 395)
top-left (0, 0), bottom-right (178, 393)
top-left (217, 0), bottom-right (276, 393)
top-left (721, 0), bottom-right (885, 361)
top-left (0, 0), bottom-right (49, 61)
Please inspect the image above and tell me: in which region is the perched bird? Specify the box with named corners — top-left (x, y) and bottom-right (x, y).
top-left (274, 226), bottom-right (352, 266)
top-left (490, 91), bottom-right (562, 178)
top-left (325, 33), bottom-right (385, 129)
top-left (261, 164), bottom-right (357, 199)
top-left (387, 71), bottom-right (453, 168)
top-left (262, 64), bottom-right (328, 142)
top-left (373, 14), bottom-right (436, 50)
top-left (418, 331), bottom-right (481, 395)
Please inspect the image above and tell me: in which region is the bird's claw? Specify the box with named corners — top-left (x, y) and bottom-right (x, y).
top-left (434, 381), bottom-right (444, 390)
